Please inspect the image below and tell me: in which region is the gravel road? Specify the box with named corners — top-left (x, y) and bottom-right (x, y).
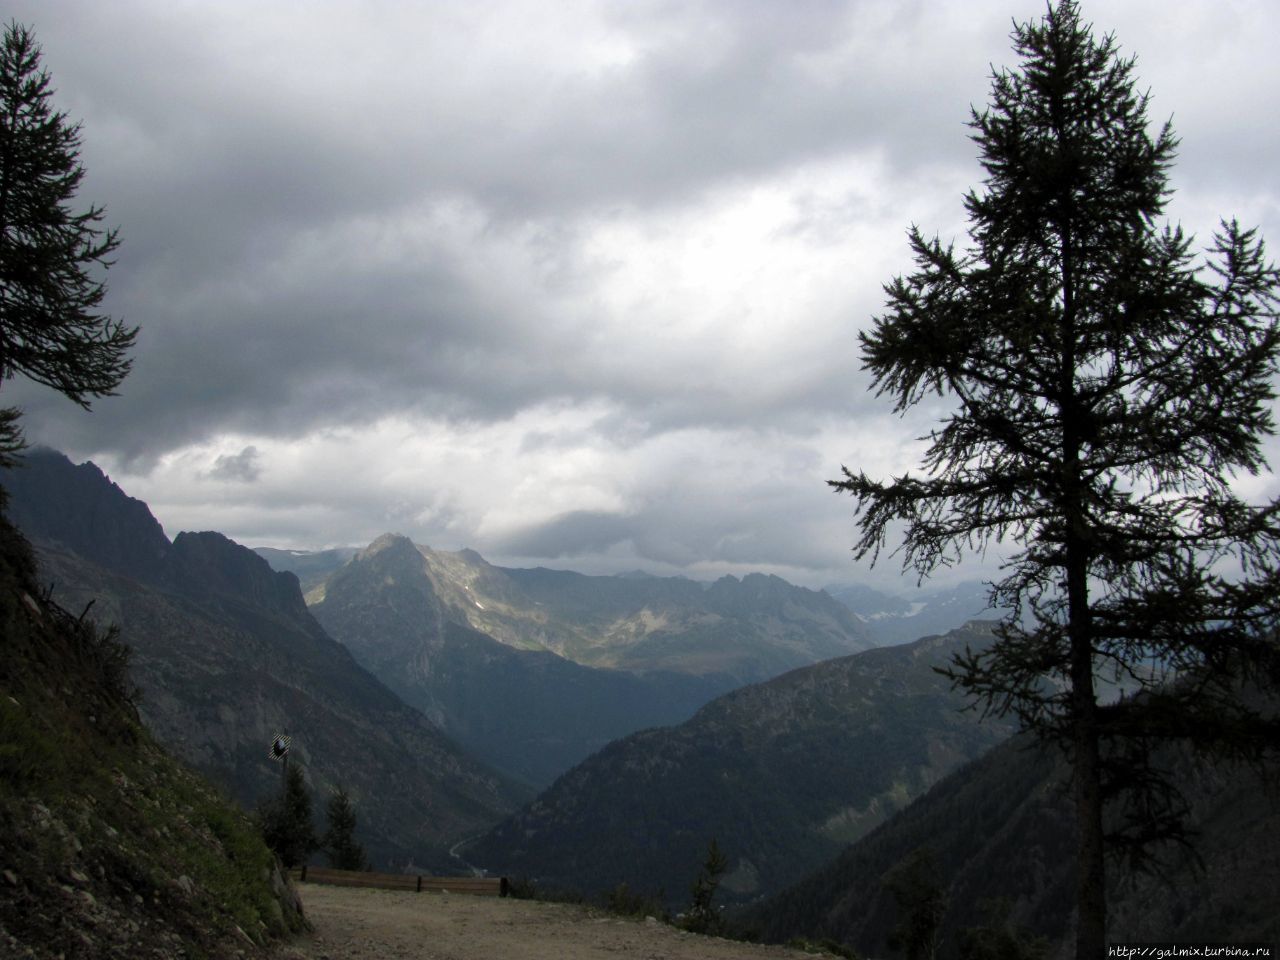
top-left (275, 883), bottom-right (833, 960)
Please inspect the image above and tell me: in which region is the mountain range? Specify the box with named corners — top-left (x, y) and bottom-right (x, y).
top-left (464, 623), bottom-right (1016, 907)
top-left (266, 541), bottom-right (996, 661)
top-left (1, 447), bottom-right (886, 840)
top-left (283, 535), bottom-right (878, 686)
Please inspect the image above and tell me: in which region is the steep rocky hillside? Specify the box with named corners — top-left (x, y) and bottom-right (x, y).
top-left (746, 727), bottom-right (1280, 956)
top-left (465, 624), bottom-right (1015, 906)
top-left (0, 516), bottom-right (306, 958)
top-left (4, 450), bottom-right (527, 871)
top-left (309, 534), bottom-right (724, 787)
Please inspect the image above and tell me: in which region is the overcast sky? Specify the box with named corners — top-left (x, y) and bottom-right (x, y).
top-left (6, 0), bottom-right (1280, 591)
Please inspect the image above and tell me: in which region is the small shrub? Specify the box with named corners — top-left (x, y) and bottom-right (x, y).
top-left (506, 875), bottom-right (539, 900)
top-left (788, 937), bottom-right (863, 959)
top-left (681, 838), bottom-right (728, 935)
top-left (55, 596), bottom-right (139, 710)
top-left (604, 881), bottom-right (667, 921)
top-left (957, 899), bottom-right (1048, 960)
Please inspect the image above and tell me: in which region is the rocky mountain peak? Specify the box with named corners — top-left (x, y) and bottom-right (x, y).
top-left (169, 530), bottom-right (309, 618)
top-left (360, 531), bottom-right (419, 559)
top-left (456, 547), bottom-right (488, 566)
top-left (1, 447), bottom-right (170, 582)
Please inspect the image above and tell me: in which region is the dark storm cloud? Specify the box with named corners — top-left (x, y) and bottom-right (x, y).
top-left (2, 0), bottom-right (1018, 464)
top-left (15, 0), bottom-right (1188, 466)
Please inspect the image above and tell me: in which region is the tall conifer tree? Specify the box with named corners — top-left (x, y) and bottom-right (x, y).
top-left (322, 786), bottom-right (368, 872)
top-left (830, 4), bottom-right (1280, 955)
top-left (257, 764), bottom-right (317, 869)
top-left (0, 22), bottom-right (135, 465)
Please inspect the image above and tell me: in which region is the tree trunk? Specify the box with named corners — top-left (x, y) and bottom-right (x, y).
top-left (1064, 422), bottom-right (1107, 957)
top-left (1070, 602), bottom-right (1107, 960)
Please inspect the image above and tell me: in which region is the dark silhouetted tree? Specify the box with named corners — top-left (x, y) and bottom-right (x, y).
top-left (0, 21), bottom-right (135, 466)
top-left (830, 3), bottom-right (1280, 958)
top-left (257, 764), bottom-right (317, 869)
top-left (322, 785), bottom-right (368, 872)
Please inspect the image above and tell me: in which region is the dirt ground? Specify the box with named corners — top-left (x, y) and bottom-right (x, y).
top-left (275, 883), bottom-right (834, 960)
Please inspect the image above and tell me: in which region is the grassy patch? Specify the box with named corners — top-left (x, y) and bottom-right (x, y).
top-left (0, 694), bottom-right (64, 793)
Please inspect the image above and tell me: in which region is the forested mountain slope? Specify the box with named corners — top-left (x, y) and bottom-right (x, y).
top-left (746, 727), bottom-right (1280, 956)
top-left (466, 624), bottom-right (1015, 906)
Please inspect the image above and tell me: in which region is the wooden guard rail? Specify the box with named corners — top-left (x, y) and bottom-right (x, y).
top-left (291, 865), bottom-right (509, 897)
